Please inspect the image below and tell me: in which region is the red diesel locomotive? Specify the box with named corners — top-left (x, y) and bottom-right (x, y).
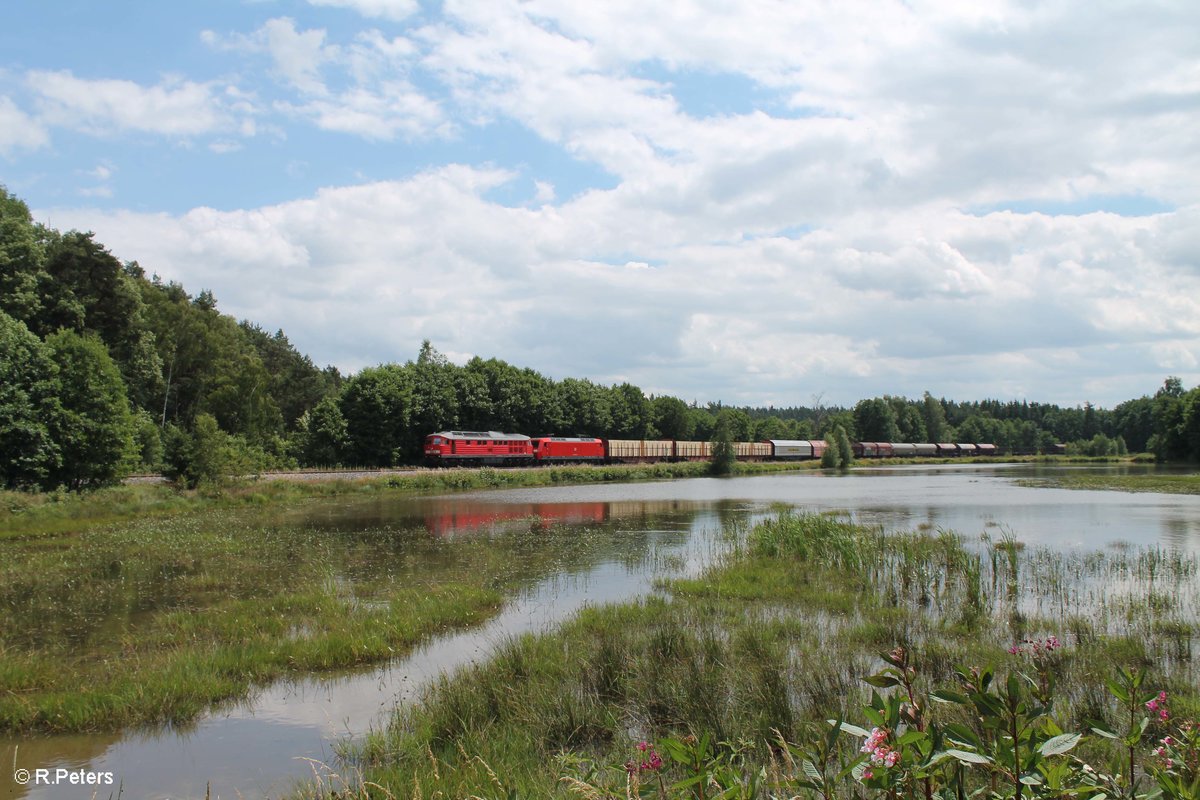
top-left (423, 431), bottom-right (536, 466)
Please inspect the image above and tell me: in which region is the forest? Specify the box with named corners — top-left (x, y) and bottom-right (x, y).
top-left (2, 185), bottom-right (1199, 491)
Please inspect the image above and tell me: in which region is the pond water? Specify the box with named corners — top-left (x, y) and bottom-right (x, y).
top-left (4, 463), bottom-right (1200, 800)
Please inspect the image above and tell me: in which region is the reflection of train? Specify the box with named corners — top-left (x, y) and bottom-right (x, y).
top-left (423, 431), bottom-right (997, 467)
top-left (421, 499), bottom-right (608, 536)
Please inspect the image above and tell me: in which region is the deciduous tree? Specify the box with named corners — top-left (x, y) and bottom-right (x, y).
top-left (44, 330), bottom-right (137, 489)
top-left (0, 311), bottom-right (61, 488)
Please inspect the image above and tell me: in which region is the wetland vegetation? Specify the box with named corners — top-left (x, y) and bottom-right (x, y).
top-left (336, 512), bottom-right (1200, 798)
top-left (1015, 471), bottom-right (1200, 495)
top-left (0, 489), bottom-right (706, 735)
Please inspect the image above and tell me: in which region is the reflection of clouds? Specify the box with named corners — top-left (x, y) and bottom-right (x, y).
top-left (2, 498), bottom-right (727, 800)
top-left (10, 466), bottom-right (1200, 800)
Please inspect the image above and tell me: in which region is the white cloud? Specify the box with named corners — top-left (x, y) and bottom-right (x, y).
top-left (38, 162), bottom-right (1200, 407)
top-left (16, 0), bottom-right (1200, 406)
top-left (283, 81), bottom-right (448, 139)
top-left (204, 17), bottom-right (337, 95)
top-left (205, 17), bottom-right (445, 139)
top-left (307, 0), bottom-right (420, 22)
top-left (0, 95), bottom-right (49, 155)
top-left (27, 70), bottom-right (239, 137)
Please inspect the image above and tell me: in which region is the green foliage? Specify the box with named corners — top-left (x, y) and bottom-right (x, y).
top-left (922, 392), bottom-right (947, 443)
top-left (44, 330), bottom-right (137, 490)
top-left (240, 322), bottom-right (338, 429)
top-left (821, 439), bottom-right (841, 468)
top-left (0, 187), bottom-right (49, 325)
top-left (654, 396), bottom-right (696, 441)
top-left (410, 340), bottom-right (462, 452)
top-left (1150, 379), bottom-right (1200, 462)
top-left (554, 377), bottom-right (613, 437)
top-left (297, 395), bottom-right (350, 466)
top-left (163, 413), bottom-right (275, 488)
top-left (710, 411), bottom-right (737, 475)
top-left (836, 427), bottom-right (854, 467)
top-left (340, 364), bottom-right (414, 466)
top-left (0, 311), bottom-right (61, 488)
top-left (1065, 433), bottom-right (1126, 457)
top-left (611, 382), bottom-right (654, 439)
top-left (821, 426), bottom-right (854, 469)
top-left (854, 397), bottom-right (901, 442)
top-left (132, 409), bottom-right (163, 471)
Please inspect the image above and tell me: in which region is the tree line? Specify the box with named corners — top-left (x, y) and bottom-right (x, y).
top-left (2, 185), bottom-right (1198, 490)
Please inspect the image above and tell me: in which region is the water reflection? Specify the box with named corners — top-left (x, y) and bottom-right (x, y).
top-left (3, 465), bottom-right (1199, 800)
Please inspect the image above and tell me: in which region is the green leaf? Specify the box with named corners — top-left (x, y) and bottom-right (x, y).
top-left (946, 749), bottom-right (992, 765)
top-left (837, 721), bottom-right (871, 738)
top-left (802, 760), bottom-right (822, 782)
top-left (944, 723), bottom-right (983, 749)
top-left (931, 689), bottom-right (970, 705)
top-left (1039, 733), bottom-right (1082, 757)
top-left (864, 674), bottom-right (901, 689)
top-left (1105, 678), bottom-right (1130, 703)
top-left (1090, 727), bottom-right (1120, 740)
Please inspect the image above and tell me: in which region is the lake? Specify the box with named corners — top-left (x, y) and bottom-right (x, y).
top-left (4, 463), bottom-right (1199, 800)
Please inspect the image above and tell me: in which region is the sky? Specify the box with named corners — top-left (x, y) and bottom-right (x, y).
top-left (2, 0), bottom-right (1198, 409)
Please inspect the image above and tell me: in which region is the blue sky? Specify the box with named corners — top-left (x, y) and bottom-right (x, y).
top-left (2, 0), bottom-right (1198, 408)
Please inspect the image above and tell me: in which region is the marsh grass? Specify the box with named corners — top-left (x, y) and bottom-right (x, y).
top-left (0, 500), bottom-right (672, 734)
top-left (1015, 472), bottom-right (1200, 495)
top-left (347, 512), bottom-right (1200, 798)
top-left (0, 461), bottom-right (818, 539)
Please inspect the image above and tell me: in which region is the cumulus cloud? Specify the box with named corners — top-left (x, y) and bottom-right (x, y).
top-left (26, 70), bottom-right (240, 137)
top-left (0, 95), bottom-right (49, 155)
top-left (18, 0), bottom-right (1200, 406)
top-left (205, 17), bottom-right (337, 95)
top-left (205, 17), bottom-right (446, 139)
top-left (40, 167), bottom-right (1200, 407)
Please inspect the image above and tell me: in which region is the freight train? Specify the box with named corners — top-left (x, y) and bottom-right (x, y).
top-left (423, 430), bottom-right (997, 467)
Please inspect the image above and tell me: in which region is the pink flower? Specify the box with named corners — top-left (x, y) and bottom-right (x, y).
top-left (644, 753), bottom-right (663, 771)
top-left (629, 742), bottom-right (663, 773)
top-left (862, 767), bottom-right (874, 780)
top-left (861, 728), bottom-right (888, 754)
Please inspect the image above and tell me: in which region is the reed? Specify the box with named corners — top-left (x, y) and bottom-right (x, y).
top-left (0, 502), bottom-right (657, 734)
top-left (342, 512), bottom-right (1200, 797)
